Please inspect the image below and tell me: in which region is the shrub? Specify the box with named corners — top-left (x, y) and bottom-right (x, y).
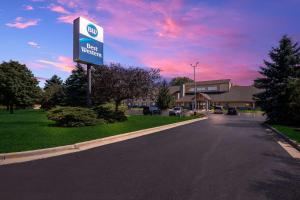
top-left (93, 103), bottom-right (127, 123)
top-left (47, 107), bottom-right (98, 127)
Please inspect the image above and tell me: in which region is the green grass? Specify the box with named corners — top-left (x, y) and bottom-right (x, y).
top-left (0, 109), bottom-right (198, 153)
top-left (237, 109), bottom-right (263, 113)
top-left (272, 124), bottom-right (300, 143)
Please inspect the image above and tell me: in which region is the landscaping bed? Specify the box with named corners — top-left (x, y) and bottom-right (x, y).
top-left (0, 109), bottom-right (199, 153)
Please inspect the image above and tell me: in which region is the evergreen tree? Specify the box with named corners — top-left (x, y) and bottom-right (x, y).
top-left (65, 64), bottom-right (87, 106)
top-left (44, 75), bottom-right (63, 90)
top-left (254, 35), bottom-right (300, 123)
top-left (156, 80), bottom-right (173, 110)
top-left (288, 79), bottom-right (300, 124)
top-left (41, 75), bottom-right (65, 109)
top-left (170, 76), bottom-right (193, 86)
top-left (0, 61), bottom-right (40, 113)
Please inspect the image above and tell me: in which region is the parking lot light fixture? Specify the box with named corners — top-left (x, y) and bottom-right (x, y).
top-left (191, 62), bottom-right (199, 115)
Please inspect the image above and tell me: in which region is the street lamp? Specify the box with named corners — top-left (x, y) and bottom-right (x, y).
top-left (191, 62), bottom-right (199, 115)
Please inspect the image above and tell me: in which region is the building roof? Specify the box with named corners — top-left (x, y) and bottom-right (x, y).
top-left (186, 79), bottom-right (231, 86)
top-left (169, 86), bottom-right (180, 94)
top-left (176, 93), bottom-right (211, 103)
top-left (209, 86), bottom-right (260, 103)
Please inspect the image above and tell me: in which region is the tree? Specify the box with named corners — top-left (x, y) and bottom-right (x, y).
top-left (288, 79), bottom-right (300, 124)
top-left (169, 76), bottom-right (193, 86)
top-left (41, 75), bottom-right (65, 110)
top-left (93, 63), bottom-right (160, 111)
top-left (156, 80), bottom-right (173, 110)
top-left (44, 75), bottom-right (63, 90)
top-left (0, 61), bottom-right (40, 113)
top-left (65, 64), bottom-right (87, 106)
top-left (254, 35), bottom-right (300, 123)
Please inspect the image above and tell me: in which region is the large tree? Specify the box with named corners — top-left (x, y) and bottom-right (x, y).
top-left (41, 75), bottom-right (65, 110)
top-left (93, 63), bottom-right (160, 111)
top-left (254, 35), bottom-right (300, 123)
top-left (156, 80), bottom-right (174, 110)
top-left (65, 64), bottom-right (87, 106)
top-left (0, 61), bottom-right (40, 113)
top-left (169, 76), bottom-right (193, 86)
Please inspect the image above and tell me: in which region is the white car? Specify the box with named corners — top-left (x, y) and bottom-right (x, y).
top-left (169, 107), bottom-right (183, 116)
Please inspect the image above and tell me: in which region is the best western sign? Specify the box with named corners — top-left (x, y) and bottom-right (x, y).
top-left (73, 17), bottom-right (104, 65)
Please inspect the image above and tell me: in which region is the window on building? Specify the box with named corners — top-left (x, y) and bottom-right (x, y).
top-left (197, 87), bottom-right (206, 92)
top-left (207, 86), bottom-right (217, 91)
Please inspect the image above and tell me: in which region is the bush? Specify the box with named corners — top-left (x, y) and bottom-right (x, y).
top-left (93, 103), bottom-right (127, 123)
top-left (47, 107), bottom-right (98, 127)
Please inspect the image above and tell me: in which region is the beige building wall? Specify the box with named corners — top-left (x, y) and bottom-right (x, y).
top-left (219, 83), bottom-right (230, 92)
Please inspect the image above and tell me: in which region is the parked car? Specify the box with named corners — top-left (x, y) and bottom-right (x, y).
top-left (227, 107), bottom-right (238, 115)
top-left (214, 106), bottom-right (224, 114)
top-left (143, 106), bottom-right (161, 115)
top-left (169, 107), bottom-right (183, 116)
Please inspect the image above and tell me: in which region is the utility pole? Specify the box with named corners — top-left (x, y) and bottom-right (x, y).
top-left (191, 62), bottom-right (199, 115)
top-left (87, 64), bottom-right (92, 107)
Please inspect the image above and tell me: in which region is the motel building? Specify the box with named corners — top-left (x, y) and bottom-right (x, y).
top-left (169, 79), bottom-right (261, 110)
top-left (129, 79), bottom-right (261, 111)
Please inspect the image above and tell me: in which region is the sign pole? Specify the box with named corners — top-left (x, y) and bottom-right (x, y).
top-left (87, 64), bottom-right (92, 107)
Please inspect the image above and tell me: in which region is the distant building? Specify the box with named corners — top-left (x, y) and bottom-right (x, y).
top-left (170, 79), bottom-right (260, 110)
top-left (127, 79), bottom-right (260, 110)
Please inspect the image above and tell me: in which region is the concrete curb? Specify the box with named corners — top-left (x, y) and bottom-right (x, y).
top-left (0, 117), bottom-right (207, 165)
top-left (264, 123), bottom-right (300, 152)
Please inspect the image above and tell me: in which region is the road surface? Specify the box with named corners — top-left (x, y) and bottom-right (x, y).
top-left (0, 114), bottom-right (299, 200)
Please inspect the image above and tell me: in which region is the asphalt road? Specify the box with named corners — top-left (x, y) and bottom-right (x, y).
top-left (0, 114), bottom-right (299, 200)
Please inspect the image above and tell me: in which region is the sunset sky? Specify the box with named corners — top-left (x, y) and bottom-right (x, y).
top-left (1, 0), bottom-right (300, 86)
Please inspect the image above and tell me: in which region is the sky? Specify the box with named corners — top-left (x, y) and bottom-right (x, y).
top-left (1, 0), bottom-right (300, 86)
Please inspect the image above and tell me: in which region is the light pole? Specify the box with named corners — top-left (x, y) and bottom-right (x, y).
top-left (191, 62), bottom-right (199, 114)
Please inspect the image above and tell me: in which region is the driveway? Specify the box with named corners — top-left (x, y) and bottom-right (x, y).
top-left (0, 114), bottom-right (299, 200)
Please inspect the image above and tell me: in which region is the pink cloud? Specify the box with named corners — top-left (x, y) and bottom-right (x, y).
top-left (24, 5), bottom-right (34, 11)
top-left (48, 4), bottom-right (70, 14)
top-left (37, 56), bottom-right (74, 72)
top-left (6, 17), bottom-right (39, 29)
top-left (36, 76), bottom-right (48, 81)
top-left (47, 0), bottom-right (262, 85)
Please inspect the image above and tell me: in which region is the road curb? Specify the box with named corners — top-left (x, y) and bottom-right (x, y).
top-left (263, 123), bottom-right (300, 152)
top-left (0, 117), bottom-right (207, 165)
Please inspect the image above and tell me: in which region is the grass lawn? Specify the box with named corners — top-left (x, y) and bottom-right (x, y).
top-left (272, 124), bottom-right (300, 143)
top-left (0, 109), bottom-right (198, 153)
top-left (238, 109), bottom-right (263, 113)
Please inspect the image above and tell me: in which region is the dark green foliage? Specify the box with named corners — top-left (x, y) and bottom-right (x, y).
top-left (47, 107), bottom-right (98, 127)
top-left (93, 103), bottom-right (127, 123)
top-left (65, 64), bottom-right (87, 106)
top-left (0, 60), bottom-right (40, 113)
top-left (288, 79), bottom-right (300, 124)
top-left (44, 75), bottom-right (63, 90)
top-left (156, 80), bottom-right (174, 109)
top-left (254, 35), bottom-right (300, 124)
top-left (169, 76), bottom-right (193, 86)
top-left (41, 84), bottom-right (66, 110)
top-left (41, 75), bottom-right (65, 110)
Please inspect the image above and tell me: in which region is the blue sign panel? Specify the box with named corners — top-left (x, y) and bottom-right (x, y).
top-left (73, 17), bottom-right (104, 66)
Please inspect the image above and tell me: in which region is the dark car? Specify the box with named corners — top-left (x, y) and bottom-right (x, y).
top-left (214, 106), bottom-right (224, 114)
top-left (227, 107), bottom-right (238, 115)
top-left (143, 106), bottom-right (161, 115)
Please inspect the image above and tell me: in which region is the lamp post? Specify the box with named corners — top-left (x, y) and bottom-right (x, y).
top-left (191, 62), bottom-right (199, 115)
